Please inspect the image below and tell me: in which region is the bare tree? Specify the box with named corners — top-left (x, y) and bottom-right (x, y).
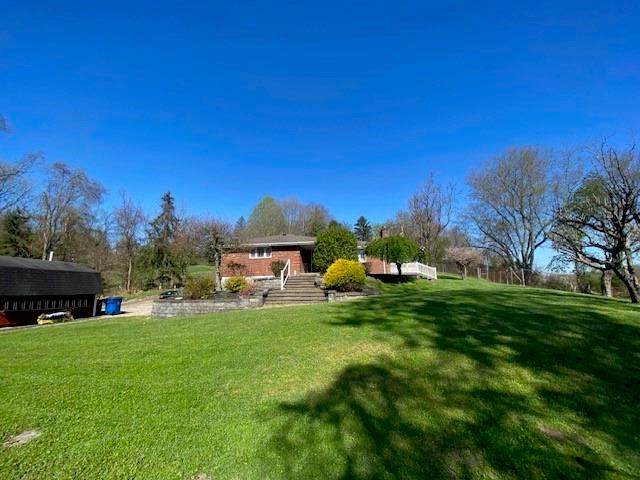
top-left (466, 147), bottom-right (558, 285)
top-left (192, 218), bottom-right (232, 290)
top-left (550, 142), bottom-right (640, 302)
top-left (1, 119), bottom-right (41, 214)
top-left (114, 194), bottom-right (147, 292)
top-left (280, 198), bottom-right (307, 234)
top-left (35, 163), bottom-right (105, 260)
top-left (408, 174), bottom-right (453, 263)
top-left (303, 203), bottom-right (331, 236)
top-left (0, 154), bottom-right (41, 215)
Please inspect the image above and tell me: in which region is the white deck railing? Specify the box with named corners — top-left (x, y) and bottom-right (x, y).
top-left (280, 258), bottom-right (291, 290)
top-left (388, 262), bottom-right (437, 280)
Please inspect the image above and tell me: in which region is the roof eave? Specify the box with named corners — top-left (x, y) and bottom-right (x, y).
top-left (242, 241), bottom-right (316, 247)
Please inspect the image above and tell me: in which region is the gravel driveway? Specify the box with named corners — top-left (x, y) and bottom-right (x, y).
top-left (110, 298), bottom-right (153, 318)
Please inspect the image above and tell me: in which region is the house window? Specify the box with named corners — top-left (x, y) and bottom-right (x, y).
top-left (249, 247), bottom-right (272, 259)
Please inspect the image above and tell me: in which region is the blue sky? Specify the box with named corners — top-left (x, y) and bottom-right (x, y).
top-left (1, 1), bottom-right (639, 266)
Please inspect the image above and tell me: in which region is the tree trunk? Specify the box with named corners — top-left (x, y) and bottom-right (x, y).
top-left (612, 267), bottom-right (640, 303)
top-left (126, 258), bottom-right (133, 292)
top-left (41, 233), bottom-right (50, 260)
top-left (600, 270), bottom-right (612, 298)
top-left (214, 251), bottom-right (223, 291)
top-left (396, 262), bottom-right (402, 276)
top-left (461, 264), bottom-right (467, 280)
top-left (624, 251), bottom-right (640, 303)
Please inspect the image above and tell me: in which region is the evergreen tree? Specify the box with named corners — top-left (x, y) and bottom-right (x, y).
top-left (0, 209), bottom-right (32, 257)
top-left (233, 216), bottom-right (247, 242)
top-left (149, 192), bottom-right (179, 245)
top-left (234, 216), bottom-right (246, 232)
top-left (140, 192), bottom-right (186, 288)
top-left (312, 224), bottom-right (358, 272)
top-left (354, 216), bottom-right (372, 241)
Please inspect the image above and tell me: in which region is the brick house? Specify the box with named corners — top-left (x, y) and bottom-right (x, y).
top-left (221, 233), bottom-right (391, 281)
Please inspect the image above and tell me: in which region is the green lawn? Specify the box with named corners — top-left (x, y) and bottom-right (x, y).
top-left (186, 264), bottom-right (215, 277)
top-left (1, 277), bottom-right (638, 479)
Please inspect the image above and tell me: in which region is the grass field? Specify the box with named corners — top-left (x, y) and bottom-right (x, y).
top-left (186, 264), bottom-right (215, 277)
top-left (0, 277), bottom-right (638, 479)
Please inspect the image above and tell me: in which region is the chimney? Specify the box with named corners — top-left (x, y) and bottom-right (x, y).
top-left (380, 226), bottom-right (389, 238)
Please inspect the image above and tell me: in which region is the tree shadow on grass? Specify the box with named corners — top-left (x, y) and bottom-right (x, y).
top-left (267, 282), bottom-right (640, 479)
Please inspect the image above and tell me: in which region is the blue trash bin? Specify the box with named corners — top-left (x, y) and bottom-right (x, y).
top-left (104, 297), bottom-right (123, 315)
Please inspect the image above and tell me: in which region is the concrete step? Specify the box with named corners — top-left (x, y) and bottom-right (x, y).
top-left (272, 286), bottom-right (323, 291)
top-left (268, 293), bottom-right (327, 299)
top-left (265, 298), bottom-right (327, 305)
top-left (282, 286), bottom-right (323, 291)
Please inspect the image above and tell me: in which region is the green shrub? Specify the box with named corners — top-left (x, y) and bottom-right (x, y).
top-left (313, 225), bottom-right (358, 273)
top-left (185, 276), bottom-right (215, 299)
top-left (225, 276), bottom-right (248, 293)
top-left (271, 260), bottom-right (286, 277)
top-left (365, 235), bottom-right (419, 275)
top-left (323, 259), bottom-right (366, 292)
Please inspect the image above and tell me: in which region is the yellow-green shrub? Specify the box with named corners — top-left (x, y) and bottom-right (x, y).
top-left (225, 276), bottom-right (248, 293)
top-left (185, 276), bottom-right (215, 299)
top-left (323, 259), bottom-right (366, 292)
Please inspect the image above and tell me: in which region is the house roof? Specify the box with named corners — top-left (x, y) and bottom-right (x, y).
top-left (0, 256), bottom-right (102, 297)
top-left (242, 234), bottom-right (317, 247)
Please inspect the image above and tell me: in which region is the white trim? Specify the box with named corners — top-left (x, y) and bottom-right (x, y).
top-left (249, 246), bottom-right (272, 259)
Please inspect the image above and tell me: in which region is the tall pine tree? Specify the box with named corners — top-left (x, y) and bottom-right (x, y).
top-left (0, 209), bottom-right (33, 257)
top-left (354, 216), bottom-right (372, 241)
top-left (139, 192), bottom-right (186, 288)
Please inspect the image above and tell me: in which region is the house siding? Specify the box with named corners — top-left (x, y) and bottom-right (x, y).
top-left (222, 246), bottom-right (305, 277)
top-left (363, 257), bottom-right (391, 275)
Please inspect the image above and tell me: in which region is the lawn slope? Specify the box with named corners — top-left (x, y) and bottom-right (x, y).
top-left (0, 278), bottom-right (638, 479)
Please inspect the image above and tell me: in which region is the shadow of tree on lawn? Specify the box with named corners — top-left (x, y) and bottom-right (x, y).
top-left (268, 282), bottom-right (640, 479)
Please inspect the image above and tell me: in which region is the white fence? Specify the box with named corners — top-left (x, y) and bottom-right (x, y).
top-left (280, 259), bottom-right (291, 290)
top-left (388, 262), bottom-right (437, 280)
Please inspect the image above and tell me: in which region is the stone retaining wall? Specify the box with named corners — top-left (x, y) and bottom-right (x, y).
top-left (252, 278), bottom-right (281, 290)
top-left (326, 289), bottom-right (379, 302)
top-left (152, 293), bottom-right (265, 319)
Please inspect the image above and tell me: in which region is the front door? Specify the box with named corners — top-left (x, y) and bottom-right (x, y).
top-left (300, 249), bottom-right (313, 273)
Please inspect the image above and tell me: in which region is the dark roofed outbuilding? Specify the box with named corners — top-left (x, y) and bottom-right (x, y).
top-left (0, 256), bottom-right (102, 327)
